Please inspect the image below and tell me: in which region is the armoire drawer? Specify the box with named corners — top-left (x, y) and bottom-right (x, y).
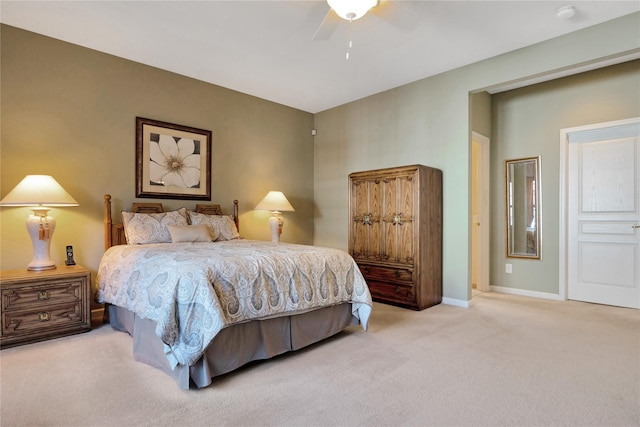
top-left (358, 264), bottom-right (413, 284)
top-left (367, 280), bottom-right (415, 305)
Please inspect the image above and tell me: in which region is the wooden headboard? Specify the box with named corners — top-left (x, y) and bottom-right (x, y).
top-left (103, 194), bottom-right (239, 250)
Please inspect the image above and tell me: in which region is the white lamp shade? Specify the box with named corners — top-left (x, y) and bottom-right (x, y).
top-left (327, 0), bottom-right (378, 21)
top-left (0, 175), bottom-right (79, 207)
top-left (254, 191), bottom-right (294, 212)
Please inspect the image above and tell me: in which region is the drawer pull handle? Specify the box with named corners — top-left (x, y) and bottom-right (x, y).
top-left (38, 312), bottom-right (51, 322)
top-left (395, 286), bottom-right (401, 294)
top-left (363, 267), bottom-right (370, 274)
top-left (37, 290), bottom-right (50, 300)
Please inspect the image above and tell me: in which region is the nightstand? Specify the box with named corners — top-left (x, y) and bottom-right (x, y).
top-left (1, 265), bottom-right (91, 349)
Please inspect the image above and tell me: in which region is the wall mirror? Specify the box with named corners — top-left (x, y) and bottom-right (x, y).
top-left (505, 156), bottom-right (541, 259)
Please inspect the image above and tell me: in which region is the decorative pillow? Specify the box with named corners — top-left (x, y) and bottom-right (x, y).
top-left (189, 212), bottom-right (240, 241)
top-left (122, 208), bottom-right (188, 244)
top-left (167, 224), bottom-right (212, 243)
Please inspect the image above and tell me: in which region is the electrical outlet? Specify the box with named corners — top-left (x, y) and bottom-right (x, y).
top-left (505, 263), bottom-right (512, 274)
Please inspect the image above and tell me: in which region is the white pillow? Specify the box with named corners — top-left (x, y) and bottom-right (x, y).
top-left (189, 212), bottom-right (240, 241)
top-left (122, 208), bottom-right (188, 244)
top-left (167, 224), bottom-right (212, 243)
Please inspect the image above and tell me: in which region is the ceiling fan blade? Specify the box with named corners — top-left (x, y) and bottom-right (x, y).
top-left (371, 0), bottom-right (420, 31)
top-left (312, 8), bottom-right (341, 41)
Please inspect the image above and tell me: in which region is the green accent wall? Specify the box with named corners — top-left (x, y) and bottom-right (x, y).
top-left (491, 59), bottom-right (640, 294)
top-left (313, 13), bottom-right (640, 303)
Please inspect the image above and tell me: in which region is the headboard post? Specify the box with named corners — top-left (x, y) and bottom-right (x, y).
top-left (233, 200), bottom-right (239, 231)
top-left (104, 194), bottom-right (113, 250)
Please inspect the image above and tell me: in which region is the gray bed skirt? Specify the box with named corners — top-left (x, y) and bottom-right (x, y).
top-left (109, 303), bottom-right (358, 389)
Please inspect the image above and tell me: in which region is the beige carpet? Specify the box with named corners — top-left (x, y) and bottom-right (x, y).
top-left (1, 292), bottom-right (638, 427)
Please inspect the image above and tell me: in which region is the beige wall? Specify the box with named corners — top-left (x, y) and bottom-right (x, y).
top-left (491, 60), bottom-right (640, 295)
top-left (0, 25), bottom-right (314, 295)
top-left (314, 13), bottom-right (640, 303)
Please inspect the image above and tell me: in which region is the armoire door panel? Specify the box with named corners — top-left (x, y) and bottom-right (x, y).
top-left (368, 180), bottom-right (382, 260)
top-left (399, 175), bottom-right (415, 263)
top-left (399, 222), bottom-right (414, 264)
top-left (352, 181), bottom-right (368, 216)
top-left (352, 222), bottom-right (368, 259)
top-left (381, 177), bottom-right (397, 262)
top-left (399, 175), bottom-right (415, 217)
top-left (382, 178), bottom-right (397, 221)
top-left (383, 221), bottom-right (396, 261)
top-left (350, 180), bottom-right (368, 259)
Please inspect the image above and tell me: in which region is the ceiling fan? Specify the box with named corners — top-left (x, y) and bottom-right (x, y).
top-left (312, 0), bottom-right (417, 41)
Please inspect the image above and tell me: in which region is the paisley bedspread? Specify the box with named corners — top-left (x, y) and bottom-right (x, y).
top-left (96, 240), bottom-right (372, 367)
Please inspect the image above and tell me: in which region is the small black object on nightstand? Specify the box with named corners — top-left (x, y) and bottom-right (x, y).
top-left (65, 245), bottom-right (76, 266)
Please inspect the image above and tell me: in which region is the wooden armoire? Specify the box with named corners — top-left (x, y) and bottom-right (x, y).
top-left (348, 164), bottom-right (442, 310)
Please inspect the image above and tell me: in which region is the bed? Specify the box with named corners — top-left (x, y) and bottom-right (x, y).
top-left (96, 194), bottom-right (372, 389)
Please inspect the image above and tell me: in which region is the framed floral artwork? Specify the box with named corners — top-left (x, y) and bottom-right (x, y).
top-left (135, 117), bottom-right (211, 200)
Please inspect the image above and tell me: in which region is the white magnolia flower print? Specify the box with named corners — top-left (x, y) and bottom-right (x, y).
top-left (149, 134), bottom-right (201, 188)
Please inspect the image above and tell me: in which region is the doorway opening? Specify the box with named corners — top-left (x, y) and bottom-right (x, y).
top-left (472, 132), bottom-right (490, 295)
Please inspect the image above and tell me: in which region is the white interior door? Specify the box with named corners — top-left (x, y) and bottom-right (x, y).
top-left (563, 118), bottom-right (640, 309)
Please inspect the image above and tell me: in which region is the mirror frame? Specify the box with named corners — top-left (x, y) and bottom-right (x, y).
top-left (505, 156), bottom-right (541, 259)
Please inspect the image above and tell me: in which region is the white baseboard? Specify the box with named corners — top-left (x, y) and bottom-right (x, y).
top-left (442, 297), bottom-right (471, 308)
top-left (490, 286), bottom-right (564, 301)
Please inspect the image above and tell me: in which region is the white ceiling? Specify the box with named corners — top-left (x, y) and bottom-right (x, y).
top-left (1, 1), bottom-right (638, 113)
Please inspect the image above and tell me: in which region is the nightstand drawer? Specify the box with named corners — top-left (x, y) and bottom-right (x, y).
top-left (2, 301), bottom-right (85, 337)
top-left (2, 280), bottom-right (84, 311)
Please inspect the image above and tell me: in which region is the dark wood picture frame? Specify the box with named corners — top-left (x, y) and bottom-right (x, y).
top-left (136, 117), bottom-right (211, 200)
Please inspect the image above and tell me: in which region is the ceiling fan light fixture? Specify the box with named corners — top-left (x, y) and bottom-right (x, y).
top-left (327, 0), bottom-right (378, 21)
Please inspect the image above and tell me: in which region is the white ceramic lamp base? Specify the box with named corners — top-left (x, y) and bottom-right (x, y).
top-left (25, 211), bottom-right (57, 271)
top-left (254, 192), bottom-right (293, 243)
top-left (269, 212), bottom-right (283, 243)
top-left (269, 216), bottom-right (279, 242)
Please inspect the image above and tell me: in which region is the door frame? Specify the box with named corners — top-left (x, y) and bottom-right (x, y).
top-left (472, 132), bottom-right (490, 293)
top-left (558, 117), bottom-right (640, 301)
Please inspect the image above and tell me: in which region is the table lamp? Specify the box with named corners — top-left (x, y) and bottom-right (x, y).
top-left (0, 175), bottom-right (79, 271)
top-left (254, 191), bottom-right (294, 242)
